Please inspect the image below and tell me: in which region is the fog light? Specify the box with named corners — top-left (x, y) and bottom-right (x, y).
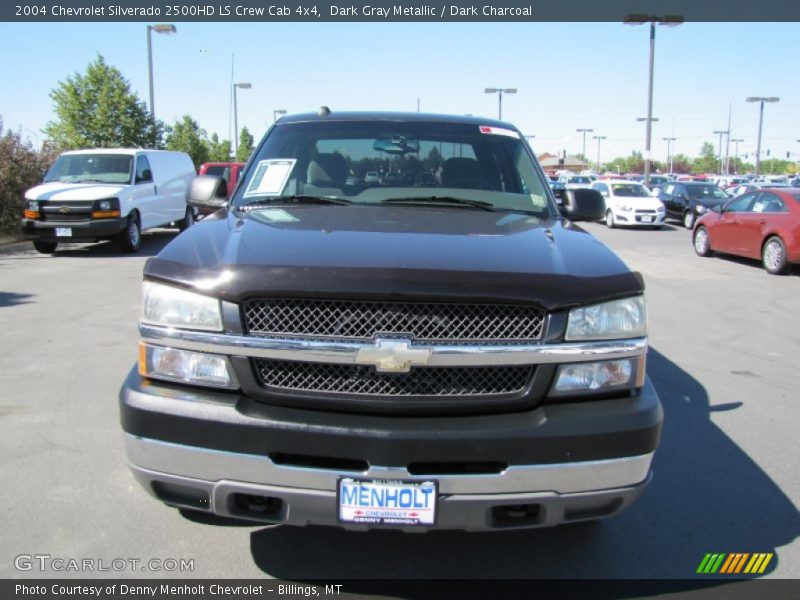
top-left (138, 342), bottom-right (237, 389)
top-left (550, 358), bottom-right (642, 396)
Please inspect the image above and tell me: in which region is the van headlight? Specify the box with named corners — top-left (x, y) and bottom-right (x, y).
top-left (140, 281), bottom-right (223, 331)
top-left (565, 296), bottom-right (646, 341)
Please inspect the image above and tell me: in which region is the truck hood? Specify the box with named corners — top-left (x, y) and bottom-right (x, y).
top-left (25, 181), bottom-right (128, 201)
top-left (145, 205), bottom-right (643, 310)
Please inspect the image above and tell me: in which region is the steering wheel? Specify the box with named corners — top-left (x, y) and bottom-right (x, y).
top-left (443, 178), bottom-right (495, 191)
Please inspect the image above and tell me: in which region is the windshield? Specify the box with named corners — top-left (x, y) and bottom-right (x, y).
top-left (687, 185), bottom-right (729, 200)
top-left (45, 154), bottom-right (132, 184)
top-left (611, 183), bottom-right (650, 197)
top-left (232, 120), bottom-right (555, 218)
top-left (569, 176), bottom-right (592, 184)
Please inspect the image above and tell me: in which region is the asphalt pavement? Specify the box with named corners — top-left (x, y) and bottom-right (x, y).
top-left (0, 221), bottom-right (798, 583)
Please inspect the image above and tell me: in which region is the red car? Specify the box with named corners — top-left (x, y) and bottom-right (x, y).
top-left (692, 188), bottom-right (800, 274)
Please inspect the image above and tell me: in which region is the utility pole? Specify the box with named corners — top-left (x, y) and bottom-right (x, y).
top-left (663, 137), bottom-right (676, 174)
top-left (593, 135), bottom-right (606, 172)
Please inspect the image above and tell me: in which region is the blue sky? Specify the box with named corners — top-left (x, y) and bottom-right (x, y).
top-left (1, 22), bottom-right (798, 163)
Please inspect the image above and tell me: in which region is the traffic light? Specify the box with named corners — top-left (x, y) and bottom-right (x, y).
top-left (787, 151), bottom-right (791, 159)
top-left (766, 149), bottom-right (771, 157)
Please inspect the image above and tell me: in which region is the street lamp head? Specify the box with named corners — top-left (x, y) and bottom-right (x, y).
top-left (637, 117), bottom-right (660, 122)
top-left (151, 24), bottom-right (176, 34)
top-left (577, 128), bottom-right (594, 133)
top-left (504, 88), bottom-right (518, 94)
top-left (624, 14), bottom-right (683, 25)
top-left (235, 82), bottom-right (252, 89)
top-left (484, 88), bottom-right (499, 93)
top-left (765, 97), bottom-right (780, 103)
top-left (275, 109), bottom-right (287, 115)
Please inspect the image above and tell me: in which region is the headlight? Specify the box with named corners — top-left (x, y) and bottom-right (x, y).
top-left (656, 205), bottom-right (665, 212)
top-left (565, 296), bottom-right (646, 341)
top-left (140, 281), bottom-right (223, 331)
top-left (92, 198), bottom-right (120, 218)
top-left (619, 205), bottom-right (633, 212)
top-left (549, 357), bottom-right (645, 396)
top-left (139, 343), bottom-right (236, 389)
top-left (696, 205), bottom-right (707, 214)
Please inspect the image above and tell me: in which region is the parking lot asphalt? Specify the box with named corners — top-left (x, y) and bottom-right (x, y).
top-left (0, 220), bottom-right (798, 583)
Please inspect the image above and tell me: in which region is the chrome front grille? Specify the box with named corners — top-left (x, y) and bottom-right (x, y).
top-left (253, 359), bottom-right (535, 397)
top-left (242, 299), bottom-right (546, 343)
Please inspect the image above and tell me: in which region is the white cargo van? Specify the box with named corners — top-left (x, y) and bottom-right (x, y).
top-left (22, 148), bottom-right (196, 253)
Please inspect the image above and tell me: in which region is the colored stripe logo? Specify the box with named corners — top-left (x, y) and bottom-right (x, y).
top-left (697, 553), bottom-right (773, 574)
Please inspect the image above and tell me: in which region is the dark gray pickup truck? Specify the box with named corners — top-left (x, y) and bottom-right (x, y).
top-left (120, 111), bottom-right (662, 531)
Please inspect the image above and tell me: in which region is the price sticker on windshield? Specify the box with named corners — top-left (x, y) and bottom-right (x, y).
top-left (479, 126), bottom-right (520, 139)
top-left (243, 159), bottom-right (296, 197)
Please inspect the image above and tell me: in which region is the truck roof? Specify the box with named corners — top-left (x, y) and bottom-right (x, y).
top-left (59, 148), bottom-right (184, 156)
top-left (278, 110), bottom-right (514, 128)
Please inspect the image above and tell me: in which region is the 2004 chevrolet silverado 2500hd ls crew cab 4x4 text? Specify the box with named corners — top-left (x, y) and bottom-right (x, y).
top-left (120, 111), bottom-right (663, 531)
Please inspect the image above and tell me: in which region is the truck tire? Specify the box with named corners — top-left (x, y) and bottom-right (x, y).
top-left (33, 239), bottom-right (58, 254)
top-left (117, 215), bottom-right (141, 253)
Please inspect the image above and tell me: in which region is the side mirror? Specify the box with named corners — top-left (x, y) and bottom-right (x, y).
top-left (188, 175), bottom-right (228, 213)
top-left (559, 188), bottom-right (606, 222)
top-left (137, 169), bottom-right (153, 183)
top-left (712, 204), bottom-right (722, 214)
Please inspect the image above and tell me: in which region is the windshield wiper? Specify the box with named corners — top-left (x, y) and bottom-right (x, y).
top-left (381, 196), bottom-right (497, 212)
top-left (239, 195), bottom-right (352, 208)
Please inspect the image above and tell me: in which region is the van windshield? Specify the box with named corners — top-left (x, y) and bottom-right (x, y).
top-left (45, 154), bottom-right (133, 185)
top-left (233, 120), bottom-right (555, 218)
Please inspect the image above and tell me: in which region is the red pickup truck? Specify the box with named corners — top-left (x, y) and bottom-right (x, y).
top-left (198, 162), bottom-right (245, 198)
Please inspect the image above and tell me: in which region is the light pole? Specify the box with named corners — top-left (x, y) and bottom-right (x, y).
top-left (576, 128), bottom-right (593, 162)
top-left (713, 130), bottom-right (729, 174)
top-left (146, 24), bottom-right (176, 120)
top-left (746, 96), bottom-right (779, 177)
top-left (273, 109), bottom-right (287, 123)
top-left (625, 14), bottom-right (683, 186)
top-left (637, 116), bottom-right (659, 173)
top-left (484, 87), bottom-right (517, 120)
top-left (593, 135), bottom-right (606, 172)
top-left (730, 138), bottom-right (744, 173)
top-left (662, 137), bottom-right (676, 174)
top-left (233, 82), bottom-right (252, 156)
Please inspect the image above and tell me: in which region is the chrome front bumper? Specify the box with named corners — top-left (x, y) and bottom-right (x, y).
top-left (125, 434), bottom-right (653, 531)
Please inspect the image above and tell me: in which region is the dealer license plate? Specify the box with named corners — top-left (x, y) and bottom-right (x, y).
top-left (338, 478), bottom-right (438, 527)
top-left (55, 227), bottom-right (72, 237)
top-left (640, 216), bottom-right (653, 223)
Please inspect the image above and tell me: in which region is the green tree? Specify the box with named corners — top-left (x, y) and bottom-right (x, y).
top-left (44, 55), bottom-right (161, 150)
top-left (670, 153), bottom-right (693, 174)
top-left (165, 115), bottom-right (209, 169)
top-left (208, 133), bottom-right (231, 162)
top-left (692, 142), bottom-right (718, 174)
top-left (235, 127), bottom-right (254, 162)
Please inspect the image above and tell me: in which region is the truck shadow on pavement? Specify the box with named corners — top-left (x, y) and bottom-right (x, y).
top-left (0, 291), bottom-right (34, 308)
top-left (247, 348), bottom-right (799, 587)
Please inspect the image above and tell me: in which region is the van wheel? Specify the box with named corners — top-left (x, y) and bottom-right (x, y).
top-left (683, 211), bottom-right (695, 229)
top-left (33, 240), bottom-right (58, 254)
top-left (605, 210), bottom-right (616, 228)
top-left (178, 207), bottom-right (195, 232)
top-left (762, 236), bottom-right (789, 275)
top-left (117, 215), bottom-right (141, 253)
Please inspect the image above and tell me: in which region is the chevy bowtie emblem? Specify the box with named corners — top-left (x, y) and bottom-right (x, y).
top-left (58, 205), bottom-right (70, 213)
top-left (356, 339), bottom-right (432, 373)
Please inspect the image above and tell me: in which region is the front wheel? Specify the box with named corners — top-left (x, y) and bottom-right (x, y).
top-left (178, 207), bottom-right (195, 231)
top-left (33, 239), bottom-right (58, 254)
top-left (117, 215), bottom-right (141, 253)
top-left (605, 210), bottom-right (616, 228)
top-left (693, 226), bottom-right (713, 257)
top-left (683, 211), bottom-right (695, 229)
top-left (762, 236), bottom-right (789, 275)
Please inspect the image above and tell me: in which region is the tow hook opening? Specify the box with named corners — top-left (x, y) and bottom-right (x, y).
top-left (230, 493), bottom-right (284, 521)
top-left (490, 503), bottom-right (544, 528)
